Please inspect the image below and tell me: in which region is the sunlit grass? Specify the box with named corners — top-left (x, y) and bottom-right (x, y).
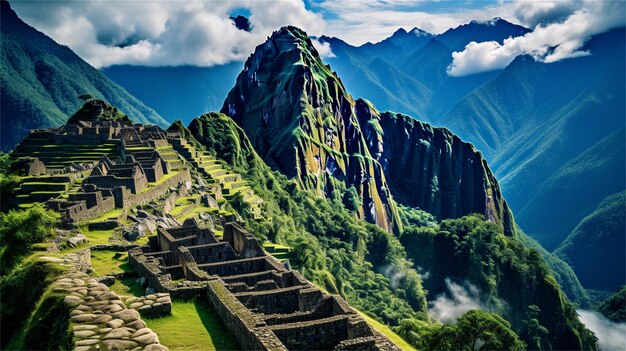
top-left (357, 311), bottom-right (416, 351)
top-left (90, 250), bottom-right (132, 276)
top-left (145, 299), bottom-right (241, 351)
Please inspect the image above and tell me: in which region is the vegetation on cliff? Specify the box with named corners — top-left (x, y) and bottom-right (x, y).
top-left (221, 25), bottom-right (515, 237)
top-left (399, 213), bottom-right (597, 350)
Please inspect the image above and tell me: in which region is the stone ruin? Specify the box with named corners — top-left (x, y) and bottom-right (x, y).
top-left (22, 119), bottom-right (192, 223)
top-left (129, 219), bottom-right (400, 350)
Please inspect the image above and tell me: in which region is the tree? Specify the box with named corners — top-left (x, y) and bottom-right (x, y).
top-left (342, 186), bottom-right (361, 212)
top-left (426, 310), bottom-right (525, 351)
top-left (521, 305), bottom-right (550, 349)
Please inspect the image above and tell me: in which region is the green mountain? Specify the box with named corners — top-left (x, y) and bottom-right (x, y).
top-left (0, 1), bottom-right (168, 152)
top-left (554, 191), bottom-right (625, 292)
top-left (597, 286), bottom-right (626, 322)
top-left (443, 28), bottom-right (625, 252)
top-left (221, 26), bottom-right (513, 235)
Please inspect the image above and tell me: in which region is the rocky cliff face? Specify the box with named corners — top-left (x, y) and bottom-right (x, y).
top-left (221, 26), bottom-right (400, 233)
top-left (222, 26), bottom-right (513, 235)
top-left (355, 100), bottom-right (514, 234)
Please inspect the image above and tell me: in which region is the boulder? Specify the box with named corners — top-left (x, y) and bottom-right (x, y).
top-left (67, 234), bottom-right (89, 248)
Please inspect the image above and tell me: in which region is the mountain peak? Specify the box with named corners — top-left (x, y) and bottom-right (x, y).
top-left (437, 17), bottom-right (531, 51)
top-left (410, 27), bottom-right (430, 37)
top-left (67, 99), bottom-right (131, 124)
top-left (391, 28), bottom-right (408, 36)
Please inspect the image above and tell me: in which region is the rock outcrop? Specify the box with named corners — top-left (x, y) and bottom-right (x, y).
top-left (356, 103), bottom-right (514, 235)
top-left (222, 26), bottom-right (400, 232)
top-left (222, 26), bottom-right (514, 235)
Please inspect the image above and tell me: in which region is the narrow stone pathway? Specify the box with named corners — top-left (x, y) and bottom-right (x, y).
top-left (52, 250), bottom-right (168, 351)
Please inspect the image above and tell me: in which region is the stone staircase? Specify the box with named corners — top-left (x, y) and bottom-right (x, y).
top-left (170, 138), bottom-right (263, 219)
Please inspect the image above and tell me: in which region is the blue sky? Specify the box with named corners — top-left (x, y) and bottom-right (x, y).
top-left (10, 0), bottom-right (625, 74)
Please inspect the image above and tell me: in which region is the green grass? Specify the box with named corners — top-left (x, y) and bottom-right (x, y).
top-left (145, 299), bottom-right (241, 351)
top-left (357, 312), bottom-right (416, 351)
top-left (169, 204), bottom-right (193, 217)
top-left (108, 275), bottom-right (144, 298)
top-left (90, 250), bottom-right (133, 276)
top-left (78, 225), bottom-right (116, 246)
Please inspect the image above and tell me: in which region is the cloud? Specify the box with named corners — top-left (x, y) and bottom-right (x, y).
top-left (429, 278), bottom-right (486, 324)
top-left (313, 0), bottom-right (513, 45)
top-left (447, 1), bottom-right (626, 76)
top-left (511, 0), bottom-right (578, 27)
top-left (578, 310), bottom-right (626, 350)
top-left (11, 0), bottom-right (325, 68)
top-left (311, 38), bottom-right (335, 58)
top-left (380, 263), bottom-right (408, 290)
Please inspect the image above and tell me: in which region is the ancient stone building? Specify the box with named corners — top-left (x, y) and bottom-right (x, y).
top-left (130, 220), bottom-right (400, 350)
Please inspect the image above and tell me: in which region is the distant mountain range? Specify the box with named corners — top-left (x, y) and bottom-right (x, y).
top-left (0, 1), bottom-right (167, 152)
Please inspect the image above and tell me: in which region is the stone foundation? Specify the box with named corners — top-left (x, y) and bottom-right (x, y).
top-left (124, 293), bottom-right (172, 318)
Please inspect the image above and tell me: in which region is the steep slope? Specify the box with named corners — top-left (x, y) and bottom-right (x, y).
top-left (0, 1), bottom-right (167, 152)
top-left (182, 112), bottom-right (595, 350)
top-left (222, 26), bottom-right (514, 235)
top-left (221, 26), bottom-right (401, 233)
top-left (354, 102), bottom-right (514, 235)
top-left (443, 28), bottom-right (626, 249)
top-left (597, 286), bottom-right (626, 322)
top-left (172, 112), bottom-right (430, 325)
top-left (102, 63), bottom-right (243, 124)
top-left (554, 191), bottom-right (625, 292)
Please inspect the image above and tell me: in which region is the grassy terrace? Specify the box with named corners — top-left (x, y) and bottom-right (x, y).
top-left (13, 142), bottom-right (119, 168)
top-left (90, 250), bottom-right (133, 276)
top-left (262, 242), bottom-right (300, 269)
top-left (145, 299), bottom-right (241, 351)
top-left (358, 312), bottom-right (416, 351)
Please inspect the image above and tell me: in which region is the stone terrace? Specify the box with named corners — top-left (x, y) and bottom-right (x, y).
top-left (129, 220), bottom-right (400, 351)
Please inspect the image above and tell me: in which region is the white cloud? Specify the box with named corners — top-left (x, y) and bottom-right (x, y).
top-left (447, 1), bottom-right (626, 76)
top-left (311, 38), bottom-right (335, 58)
top-left (429, 278), bottom-right (486, 324)
top-left (578, 310), bottom-right (626, 351)
top-left (314, 0), bottom-right (512, 45)
top-left (11, 0), bottom-right (326, 68)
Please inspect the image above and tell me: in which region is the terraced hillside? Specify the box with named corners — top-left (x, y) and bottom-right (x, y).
top-left (170, 137), bottom-right (264, 219)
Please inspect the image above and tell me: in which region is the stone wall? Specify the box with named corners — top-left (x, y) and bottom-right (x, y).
top-left (125, 293), bottom-right (172, 318)
top-left (122, 169), bottom-right (191, 210)
top-left (50, 195), bottom-right (116, 223)
top-left (270, 315), bottom-right (350, 350)
top-left (223, 222), bottom-right (265, 258)
top-left (206, 280), bottom-right (287, 351)
top-left (130, 221), bottom-right (401, 350)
